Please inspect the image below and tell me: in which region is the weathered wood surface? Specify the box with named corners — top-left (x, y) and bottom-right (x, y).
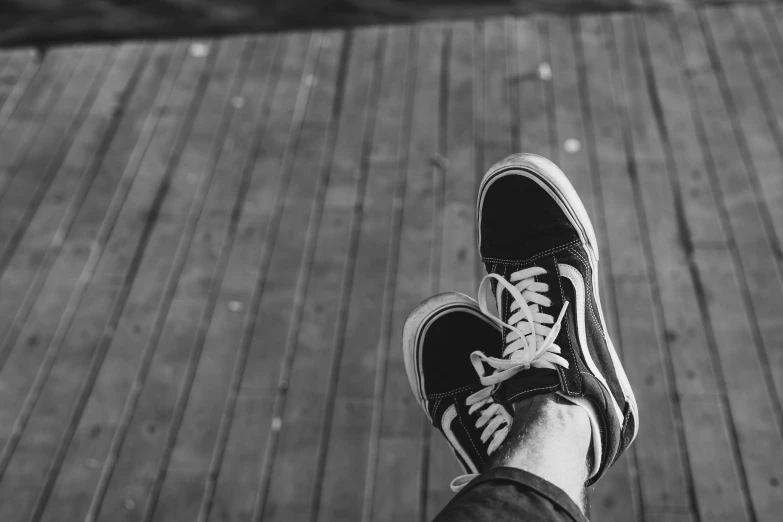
top-left (1, 5), bottom-right (783, 521)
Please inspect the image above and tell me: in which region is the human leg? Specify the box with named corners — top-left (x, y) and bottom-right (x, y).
top-left (403, 294), bottom-right (590, 522)
top-left (488, 394), bottom-right (592, 511)
top-left (404, 153), bottom-right (639, 521)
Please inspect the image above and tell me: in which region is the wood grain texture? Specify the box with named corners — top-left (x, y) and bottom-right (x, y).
top-left (578, 13), bottom-right (697, 521)
top-left (370, 21), bottom-right (443, 522)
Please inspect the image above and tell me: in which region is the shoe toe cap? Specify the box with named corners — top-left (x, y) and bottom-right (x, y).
top-left (479, 174), bottom-right (580, 261)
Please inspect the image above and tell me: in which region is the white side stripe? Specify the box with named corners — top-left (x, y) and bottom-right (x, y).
top-left (442, 405), bottom-right (478, 474)
top-left (558, 264), bottom-right (624, 422)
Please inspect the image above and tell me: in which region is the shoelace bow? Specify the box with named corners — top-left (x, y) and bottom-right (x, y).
top-left (450, 266), bottom-right (571, 492)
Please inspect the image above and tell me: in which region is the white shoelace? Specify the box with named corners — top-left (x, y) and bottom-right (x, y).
top-left (450, 266), bottom-right (571, 492)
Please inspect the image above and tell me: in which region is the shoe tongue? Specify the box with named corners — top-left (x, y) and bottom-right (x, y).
top-left (487, 257), bottom-right (565, 338)
top-left (486, 257), bottom-right (567, 406)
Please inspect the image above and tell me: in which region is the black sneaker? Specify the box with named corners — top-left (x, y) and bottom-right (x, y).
top-left (475, 153), bottom-right (639, 486)
top-left (403, 292), bottom-right (512, 490)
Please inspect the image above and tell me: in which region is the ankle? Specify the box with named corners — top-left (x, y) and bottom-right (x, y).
top-left (489, 394), bottom-right (592, 511)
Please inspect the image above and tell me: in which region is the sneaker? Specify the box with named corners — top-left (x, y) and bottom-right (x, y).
top-left (475, 153), bottom-right (639, 485)
top-left (402, 292), bottom-right (512, 490)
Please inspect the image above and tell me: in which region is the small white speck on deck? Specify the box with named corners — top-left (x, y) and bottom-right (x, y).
top-left (563, 138), bottom-right (581, 153)
top-left (189, 43), bottom-right (209, 57)
top-left (538, 62), bottom-right (552, 81)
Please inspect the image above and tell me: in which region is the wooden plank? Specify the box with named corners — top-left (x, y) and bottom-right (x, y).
top-left (252, 28), bottom-right (358, 522)
top-left (185, 30), bottom-right (335, 522)
top-left (370, 22), bottom-right (443, 522)
top-left (63, 37), bottom-right (252, 522)
top-left (314, 26), bottom-right (412, 522)
top-left (354, 25), bottom-right (416, 522)
top-left (0, 51), bottom-right (15, 86)
top-left (577, 13), bottom-right (695, 519)
top-left (547, 16), bottom-right (596, 218)
top-left (3, 44), bottom-right (167, 500)
top-left (0, 46), bottom-right (114, 238)
top-left (698, 4), bottom-right (783, 258)
top-left (1, 40), bottom-right (221, 519)
top-left (733, 5), bottom-right (783, 166)
top-left (438, 21), bottom-right (477, 312)
top-left (0, 48), bottom-right (82, 198)
top-left (42, 36), bottom-right (228, 521)
top-left (647, 7), bottom-right (783, 519)
top-left (0, 42), bottom-right (181, 388)
top-left (133, 34), bottom-right (278, 520)
top-left (0, 43), bottom-right (149, 344)
top-left (222, 30), bottom-right (344, 522)
top-left (0, 40), bottom-right (209, 522)
top-left (776, 3), bottom-right (783, 45)
top-left (733, 5), bottom-right (783, 127)
top-left (516, 16), bottom-right (554, 159)
top-left (671, 5), bottom-right (783, 297)
top-left (119, 32), bottom-right (281, 522)
top-left (0, 45), bottom-right (135, 294)
top-left (693, 245), bottom-right (783, 519)
top-left (478, 17), bottom-right (514, 184)
top-left (0, 42), bottom-right (183, 522)
top-left (638, 9), bottom-right (783, 521)
top-left (617, 11), bottom-right (755, 521)
top-left (8, 48), bottom-right (80, 118)
top-left (703, 6), bottom-right (783, 423)
top-left (151, 32), bottom-right (318, 522)
top-left (252, 27), bottom-right (383, 522)
top-left (0, 49), bottom-right (38, 124)
top-left (474, 17), bottom-right (515, 290)
top-left (424, 19), bottom-right (476, 519)
top-left (137, 33), bottom-right (315, 522)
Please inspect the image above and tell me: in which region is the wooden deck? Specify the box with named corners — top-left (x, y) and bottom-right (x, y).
top-left (1, 4), bottom-right (783, 522)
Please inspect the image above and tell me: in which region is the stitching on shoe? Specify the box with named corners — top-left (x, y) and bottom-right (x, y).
top-left (568, 247), bottom-right (606, 339)
top-left (481, 239), bottom-right (581, 265)
top-left (506, 384), bottom-right (559, 403)
top-left (426, 384), bottom-right (481, 398)
top-left (456, 402), bottom-right (485, 466)
top-left (555, 257), bottom-right (582, 394)
top-left (502, 265), bottom-right (511, 341)
top-left (482, 239), bottom-right (578, 263)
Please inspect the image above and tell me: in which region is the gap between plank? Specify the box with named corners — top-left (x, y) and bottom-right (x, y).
top-left (360, 26), bottom-right (418, 522)
top-left (307, 29), bottom-right (388, 522)
top-left (250, 31), bottom-right (353, 522)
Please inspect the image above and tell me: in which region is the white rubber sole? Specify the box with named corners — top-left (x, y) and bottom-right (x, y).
top-left (477, 153), bottom-right (639, 441)
top-left (402, 292), bottom-right (498, 424)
